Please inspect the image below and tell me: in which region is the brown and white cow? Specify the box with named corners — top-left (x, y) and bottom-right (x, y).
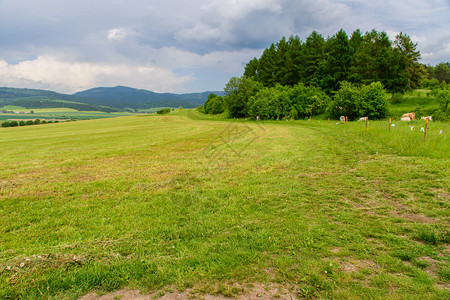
top-left (402, 112), bottom-right (415, 120)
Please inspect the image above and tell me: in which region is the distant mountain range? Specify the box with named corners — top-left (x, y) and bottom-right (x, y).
top-left (0, 86), bottom-right (224, 112)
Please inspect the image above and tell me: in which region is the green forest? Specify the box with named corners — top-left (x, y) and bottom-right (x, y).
top-left (199, 29), bottom-right (450, 121)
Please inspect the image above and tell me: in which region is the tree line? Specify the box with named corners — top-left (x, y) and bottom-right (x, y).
top-left (198, 28), bottom-right (448, 121)
top-left (243, 29), bottom-right (425, 96)
top-left (1, 119), bottom-right (68, 128)
top-left (423, 62), bottom-right (450, 87)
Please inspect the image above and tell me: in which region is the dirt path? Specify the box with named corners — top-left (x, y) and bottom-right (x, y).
top-left (79, 283), bottom-right (297, 300)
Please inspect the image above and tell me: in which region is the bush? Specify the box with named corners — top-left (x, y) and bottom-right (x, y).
top-left (433, 110), bottom-right (448, 121)
top-left (204, 95), bottom-right (225, 115)
top-left (430, 88), bottom-right (449, 121)
top-left (196, 105), bottom-right (205, 113)
top-left (156, 108), bottom-right (171, 114)
top-left (288, 84), bottom-right (330, 119)
top-left (329, 81), bottom-right (388, 120)
top-left (359, 82), bottom-right (388, 119)
top-left (19, 121), bottom-right (26, 126)
top-left (329, 81), bottom-right (360, 120)
top-left (391, 93), bottom-right (403, 104)
top-left (34, 119), bottom-right (41, 125)
top-left (1, 121), bottom-right (11, 128)
top-left (224, 76), bottom-right (263, 118)
top-left (26, 120), bottom-right (34, 125)
top-left (248, 84), bottom-right (329, 120)
top-left (248, 88), bottom-right (273, 120)
top-left (10, 121), bottom-right (18, 127)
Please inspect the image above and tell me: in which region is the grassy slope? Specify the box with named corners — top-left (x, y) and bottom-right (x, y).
top-left (0, 108), bottom-right (135, 121)
top-left (0, 110), bottom-right (449, 299)
top-left (388, 90), bottom-right (440, 119)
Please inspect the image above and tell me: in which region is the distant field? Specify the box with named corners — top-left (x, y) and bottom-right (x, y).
top-left (389, 90), bottom-right (440, 119)
top-left (137, 107), bottom-right (177, 113)
top-left (1, 105), bottom-right (29, 111)
top-left (0, 108), bottom-right (136, 122)
top-left (31, 108), bottom-right (79, 113)
top-left (0, 110), bottom-right (448, 299)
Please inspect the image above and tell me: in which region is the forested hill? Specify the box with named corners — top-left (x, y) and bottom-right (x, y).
top-left (0, 87), bottom-right (119, 112)
top-left (0, 86), bottom-right (223, 111)
top-left (73, 86), bottom-right (225, 109)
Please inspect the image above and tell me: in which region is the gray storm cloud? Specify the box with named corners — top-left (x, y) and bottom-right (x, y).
top-left (0, 0), bottom-right (448, 93)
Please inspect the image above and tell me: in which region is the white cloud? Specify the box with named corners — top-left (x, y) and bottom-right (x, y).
top-left (0, 56), bottom-right (192, 94)
top-left (0, 0), bottom-right (448, 93)
top-left (107, 28), bottom-right (126, 41)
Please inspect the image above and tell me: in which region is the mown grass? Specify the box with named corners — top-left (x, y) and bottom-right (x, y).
top-left (0, 111), bottom-right (448, 299)
top-left (0, 109), bottom-right (135, 122)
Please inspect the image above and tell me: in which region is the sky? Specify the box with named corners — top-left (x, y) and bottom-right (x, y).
top-left (0, 0), bottom-right (449, 94)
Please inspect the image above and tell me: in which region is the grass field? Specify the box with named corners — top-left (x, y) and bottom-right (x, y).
top-left (0, 110), bottom-right (449, 299)
top-left (0, 107), bottom-right (136, 122)
top-left (388, 90), bottom-right (440, 119)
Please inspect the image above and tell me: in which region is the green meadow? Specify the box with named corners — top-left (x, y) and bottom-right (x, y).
top-left (0, 110), bottom-right (449, 299)
top-left (0, 106), bottom-right (135, 121)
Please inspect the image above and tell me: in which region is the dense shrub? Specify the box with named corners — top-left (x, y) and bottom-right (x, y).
top-left (204, 94), bottom-right (225, 115)
top-left (26, 120), bottom-right (34, 125)
top-left (156, 108), bottom-right (171, 114)
top-left (10, 121), bottom-right (18, 127)
top-left (329, 81), bottom-right (388, 120)
top-left (1, 121), bottom-right (11, 128)
top-left (429, 88), bottom-right (449, 121)
top-left (224, 76), bottom-right (263, 118)
top-left (359, 82), bottom-right (388, 119)
top-left (288, 84), bottom-right (330, 119)
top-left (230, 81), bottom-right (329, 120)
top-left (328, 81), bottom-right (361, 120)
top-left (248, 87), bottom-right (281, 120)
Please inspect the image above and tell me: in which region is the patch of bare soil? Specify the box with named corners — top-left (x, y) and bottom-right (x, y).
top-left (339, 259), bottom-right (379, 274)
top-left (389, 201), bottom-right (441, 223)
top-left (78, 283), bottom-right (297, 300)
top-left (431, 188), bottom-right (450, 201)
top-left (390, 211), bottom-right (440, 223)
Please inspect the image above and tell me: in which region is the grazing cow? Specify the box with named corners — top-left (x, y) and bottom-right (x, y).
top-left (358, 117), bottom-right (368, 121)
top-left (400, 117), bottom-right (411, 121)
top-left (340, 116), bottom-right (346, 122)
top-left (256, 116), bottom-right (260, 121)
top-left (402, 112), bottom-right (415, 120)
top-left (421, 116), bottom-right (432, 121)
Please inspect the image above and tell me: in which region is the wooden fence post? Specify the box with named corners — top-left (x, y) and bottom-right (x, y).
top-left (424, 118), bottom-right (428, 141)
top-left (366, 117), bottom-right (368, 128)
top-left (389, 118), bottom-right (391, 131)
